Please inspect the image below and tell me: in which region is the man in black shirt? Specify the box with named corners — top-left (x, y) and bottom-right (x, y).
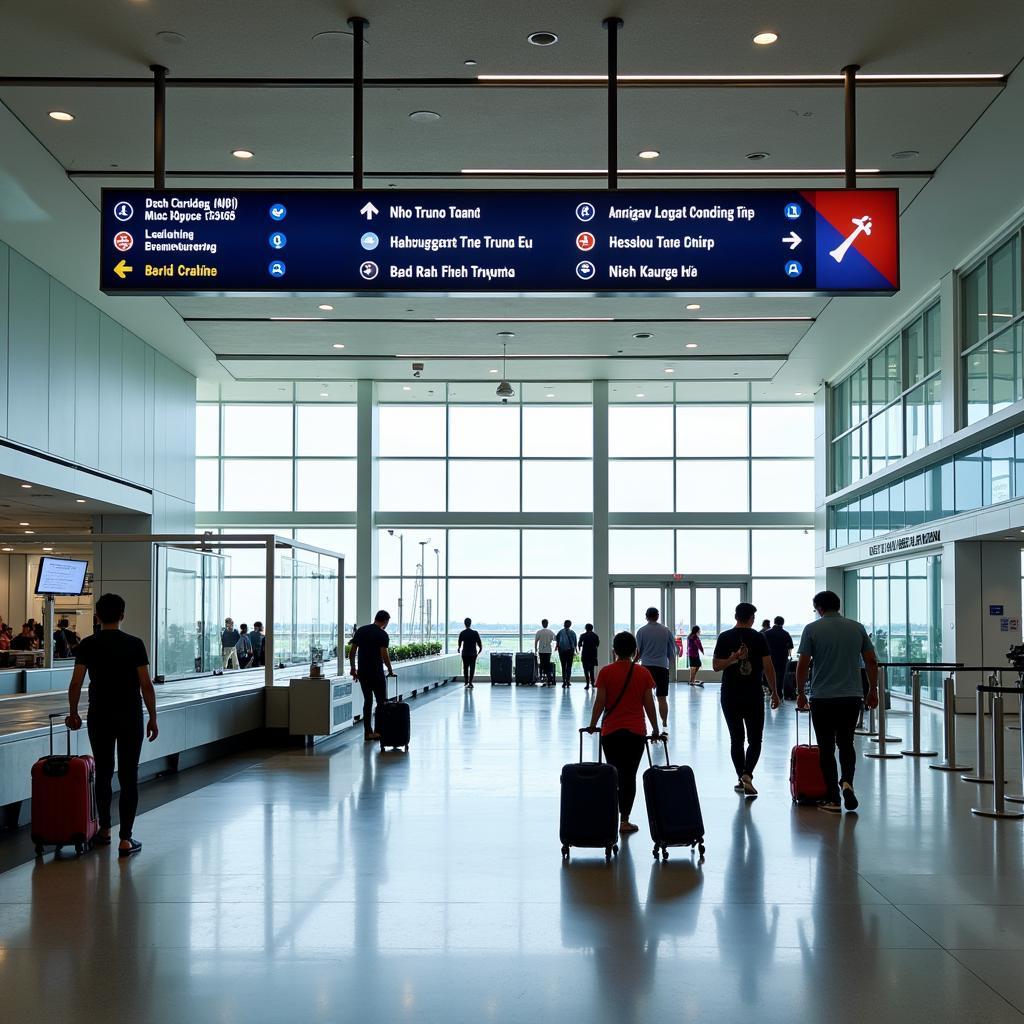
top-left (764, 615), bottom-right (794, 700)
top-left (578, 624), bottom-right (600, 691)
top-left (10, 623), bottom-right (36, 650)
top-left (65, 593), bottom-right (158, 857)
top-left (349, 610), bottom-right (395, 741)
top-left (713, 602), bottom-right (779, 797)
top-left (457, 617), bottom-right (482, 688)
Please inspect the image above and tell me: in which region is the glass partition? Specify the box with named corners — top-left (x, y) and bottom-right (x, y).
top-left (155, 546), bottom-right (225, 678)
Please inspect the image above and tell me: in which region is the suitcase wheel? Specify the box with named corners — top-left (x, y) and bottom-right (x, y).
top-left (561, 845), bottom-right (569, 859)
top-left (74, 842), bottom-right (84, 856)
top-left (33, 843), bottom-right (43, 857)
top-left (698, 842), bottom-right (706, 860)
top-left (605, 847), bottom-right (612, 862)
top-left (404, 745), bottom-right (409, 752)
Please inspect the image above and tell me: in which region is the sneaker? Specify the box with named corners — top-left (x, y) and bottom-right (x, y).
top-left (733, 780), bottom-right (745, 793)
top-left (841, 783), bottom-right (859, 811)
top-left (741, 774), bottom-right (758, 797)
top-left (697, 681), bottom-right (705, 688)
top-left (819, 800), bottom-right (842, 813)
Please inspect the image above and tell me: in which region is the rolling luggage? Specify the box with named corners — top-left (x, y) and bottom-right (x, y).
top-left (515, 652), bottom-right (537, 685)
top-left (560, 728), bottom-right (619, 861)
top-left (642, 736), bottom-right (705, 861)
top-left (30, 713), bottom-right (99, 857)
top-left (490, 652), bottom-right (513, 685)
top-left (376, 673), bottom-right (410, 752)
top-left (790, 708), bottom-right (828, 804)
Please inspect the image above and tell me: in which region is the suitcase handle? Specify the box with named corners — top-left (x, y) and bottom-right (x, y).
top-left (578, 727), bottom-right (603, 764)
top-left (644, 734), bottom-right (671, 768)
top-left (387, 670), bottom-right (398, 701)
top-left (796, 706), bottom-right (812, 745)
top-left (48, 712), bottom-right (70, 757)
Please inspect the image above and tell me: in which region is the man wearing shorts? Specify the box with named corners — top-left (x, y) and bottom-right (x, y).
top-left (635, 607), bottom-right (677, 731)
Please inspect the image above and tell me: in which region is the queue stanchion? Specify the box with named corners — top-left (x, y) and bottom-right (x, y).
top-left (901, 669), bottom-right (938, 757)
top-left (855, 694), bottom-right (876, 737)
top-left (971, 691), bottom-right (1024, 819)
top-left (866, 665), bottom-right (902, 760)
top-left (961, 677), bottom-right (996, 784)
top-left (930, 674), bottom-right (972, 772)
top-left (1006, 687), bottom-right (1024, 804)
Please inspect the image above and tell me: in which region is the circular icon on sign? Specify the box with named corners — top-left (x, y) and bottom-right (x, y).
top-left (359, 260), bottom-right (379, 281)
top-left (268, 261), bottom-right (287, 279)
top-left (269, 203), bottom-right (287, 221)
top-left (575, 202), bottom-right (596, 223)
top-left (576, 231), bottom-right (596, 251)
top-left (575, 260), bottom-right (596, 281)
top-left (784, 202), bottom-right (802, 220)
top-left (114, 201), bottom-right (134, 222)
top-left (360, 231), bottom-right (379, 251)
top-left (113, 231), bottom-right (134, 252)
top-left (784, 260), bottom-right (803, 278)
top-left (268, 232), bottom-right (287, 249)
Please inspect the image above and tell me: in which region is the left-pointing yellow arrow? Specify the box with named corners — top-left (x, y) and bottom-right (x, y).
top-left (114, 259), bottom-right (133, 279)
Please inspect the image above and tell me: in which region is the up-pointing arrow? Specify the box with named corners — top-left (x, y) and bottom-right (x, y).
top-left (360, 201), bottom-right (379, 220)
top-left (782, 231), bottom-right (802, 251)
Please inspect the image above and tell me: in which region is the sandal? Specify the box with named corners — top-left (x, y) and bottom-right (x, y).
top-left (619, 822), bottom-right (639, 834)
top-left (118, 839), bottom-right (142, 858)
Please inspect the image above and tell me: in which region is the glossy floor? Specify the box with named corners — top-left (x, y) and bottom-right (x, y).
top-left (2, 684), bottom-right (1024, 1023)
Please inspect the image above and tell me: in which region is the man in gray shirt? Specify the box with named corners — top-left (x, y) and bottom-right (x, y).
top-left (635, 607), bottom-right (678, 730)
top-left (797, 590), bottom-right (878, 813)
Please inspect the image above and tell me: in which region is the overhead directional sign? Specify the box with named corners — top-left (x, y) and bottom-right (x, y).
top-left (99, 188), bottom-right (899, 295)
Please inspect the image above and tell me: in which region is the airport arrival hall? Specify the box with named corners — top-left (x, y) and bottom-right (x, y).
top-left (3, 3), bottom-right (1024, 1021)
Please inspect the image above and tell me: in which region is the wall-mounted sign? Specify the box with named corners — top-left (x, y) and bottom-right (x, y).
top-left (100, 188), bottom-right (900, 296)
top-left (990, 605), bottom-right (1005, 616)
top-left (867, 529), bottom-right (941, 557)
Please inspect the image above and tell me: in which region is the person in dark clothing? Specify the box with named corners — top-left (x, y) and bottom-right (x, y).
top-left (349, 610), bottom-right (395, 741)
top-left (249, 621), bottom-right (265, 667)
top-left (764, 616), bottom-right (794, 701)
top-left (53, 617), bottom-right (80, 660)
top-left (713, 602), bottom-right (779, 798)
top-left (236, 623), bottom-right (253, 668)
top-left (11, 623), bottom-right (37, 650)
top-left (556, 619), bottom-right (578, 688)
top-left (457, 616), bottom-right (482, 688)
top-left (65, 593), bottom-right (158, 857)
top-left (578, 623), bottom-right (600, 691)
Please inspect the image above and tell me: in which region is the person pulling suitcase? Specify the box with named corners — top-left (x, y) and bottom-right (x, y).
top-left (349, 610), bottom-right (395, 742)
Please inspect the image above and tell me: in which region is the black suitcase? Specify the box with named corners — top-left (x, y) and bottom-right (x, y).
top-left (559, 728), bottom-right (619, 861)
top-left (783, 661), bottom-right (797, 701)
top-left (515, 652), bottom-right (537, 685)
top-left (643, 736), bottom-right (705, 861)
top-left (490, 652), bottom-right (513, 685)
top-left (375, 673), bottom-right (410, 751)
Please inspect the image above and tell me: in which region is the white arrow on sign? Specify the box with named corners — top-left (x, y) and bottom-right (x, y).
top-left (360, 201), bottom-right (379, 220)
top-left (781, 231), bottom-right (802, 251)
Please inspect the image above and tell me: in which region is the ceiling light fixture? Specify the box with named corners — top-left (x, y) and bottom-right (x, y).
top-left (891, 149), bottom-right (920, 159)
top-left (638, 150), bottom-right (660, 159)
top-left (18, 522), bottom-right (29, 527)
top-left (633, 332), bottom-right (653, 339)
top-left (48, 110), bottom-right (75, 122)
top-left (527, 31), bottom-right (559, 46)
top-left (76, 499), bottom-right (86, 503)
top-left (496, 331), bottom-right (516, 338)
top-left (1, 548), bottom-right (11, 553)
top-left (461, 166), bottom-right (881, 175)
top-left (409, 110), bottom-right (442, 123)
top-left (42, 547), bottom-right (53, 552)
top-left (546, 393), bottom-right (555, 398)
top-left (477, 72), bottom-right (1003, 84)
top-left (795, 391), bottom-right (804, 396)
top-left (332, 343), bottom-right (345, 349)
top-left (489, 368), bottom-right (499, 373)
top-left (746, 151), bottom-right (770, 160)
top-left (320, 391), bottom-right (329, 397)
top-left (156, 30), bottom-right (186, 44)
top-left (20, 484), bottom-right (31, 489)
top-left (496, 343), bottom-right (516, 400)
top-left (686, 303), bottom-right (701, 311)
top-left (318, 303), bottom-right (334, 311)
top-left (24, 530), bottom-right (33, 535)
top-left (269, 317), bottom-right (324, 321)
top-left (232, 149), bottom-right (254, 159)
top-left (685, 343), bottom-right (699, 349)
top-left (435, 317), bottom-right (614, 323)
top-left (464, 59), bottom-right (478, 67)
top-left (402, 386), bottom-right (412, 391)
top-left (753, 31), bottom-right (779, 45)
top-left (664, 368), bottom-right (675, 373)
top-left (636, 393), bottom-right (646, 398)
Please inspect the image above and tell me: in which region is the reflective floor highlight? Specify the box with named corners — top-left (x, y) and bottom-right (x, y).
top-left (2, 684), bottom-right (1023, 1022)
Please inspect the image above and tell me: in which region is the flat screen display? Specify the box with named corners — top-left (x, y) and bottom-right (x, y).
top-left (35, 557), bottom-right (89, 596)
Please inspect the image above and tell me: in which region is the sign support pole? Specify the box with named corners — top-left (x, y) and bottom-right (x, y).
top-left (348, 17), bottom-right (368, 190)
top-left (150, 64), bottom-right (167, 190)
top-left (842, 64), bottom-right (859, 189)
top-left (603, 17), bottom-right (623, 190)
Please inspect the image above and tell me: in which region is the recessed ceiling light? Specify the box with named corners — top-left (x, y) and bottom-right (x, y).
top-left (332, 343), bottom-right (345, 349)
top-left (48, 111), bottom-right (75, 122)
top-left (638, 150), bottom-right (660, 159)
top-left (318, 303), bottom-right (334, 311)
top-left (633, 332), bottom-right (652, 339)
top-left (546, 393), bottom-right (555, 398)
top-left (18, 522), bottom-right (29, 527)
top-left (891, 149), bottom-right (919, 160)
top-left (24, 530), bottom-right (33, 535)
top-left (1, 548), bottom-right (11, 553)
top-left (156, 30), bottom-right (186, 44)
top-left (76, 499), bottom-right (86, 503)
top-left (402, 386), bottom-right (412, 391)
top-left (464, 59), bottom-right (478, 67)
top-left (686, 303), bottom-right (701, 311)
top-left (753, 31), bottom-right (779, 45)
top-left (489, 368), bottom-right (499, 373)
top-left (320, 392), bottom-right (329, 397)
top-left (409, 110), bottom-right (442, 123)
top-left (42, 547), bottom-right (52, 552)
top-left (232, 149), bottom-right (254, 159)
top-left (635, 393), bottom-right (646, 398)
top-left (664, 368), bottom-right (675, 373)
top-left (20, 484), bottom-right (31, 489)
top-left (527, 31), bottom-right (559, 46)
top-left (746, 151), bottom-right (770, 161)
top-left (685, 343), bottom-right (699, 349)
top-left (496, 331), bottom-right (516, 338)
top-left (795, 392), bottom-right (804, 396)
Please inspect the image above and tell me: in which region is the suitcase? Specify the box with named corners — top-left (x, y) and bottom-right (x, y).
top-left (560, 728), bottom-right (620, 861)
top-left (783, 661), bottom-right (797, 701)
top-left (643, 736), bottom-right (706, 861)
top-left (375, 673), bottom-right (410, 752)
top-left (790, 708), bottom-right (828, 804)
top-left (30, 713), bottom-right (99, 857)
top-left (515, 652), bottom-right (537, 685)
top-left (490, 652), bottom-right (513, 685)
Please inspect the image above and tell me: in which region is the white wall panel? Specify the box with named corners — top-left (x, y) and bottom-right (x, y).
top-left (74, 296), bottom-right (99, 469)
top-left (97, 314), bottom-right (122, 477)
top-left (48, 280), bottom-right (76, 450)
top-left (7, 252), bottom-right (49, 451)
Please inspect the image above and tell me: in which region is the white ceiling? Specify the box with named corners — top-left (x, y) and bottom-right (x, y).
top-left (1, 1), bottom-right (1023, 395)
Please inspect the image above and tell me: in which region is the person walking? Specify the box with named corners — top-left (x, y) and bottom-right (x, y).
top-left (586, 631), bottom-right (661, 835)
top-left (764, 616), bottom-right (794, 701)
top-left (556, 619), bottom-right (578, 688)
top-left (635, 607), bottom-right (678, 731)
top-left (220, 617), bottom-right (240, 669)
top-left (760, 619), bottom-right (771, 634)
top-left (65, 593), bottom-right (158, 857)
top-left (713, 602), bottom-right (779, 797)
top-left (249, 621), bottom-right (265, 667)
top-left (686, 625), bottom-right (704, 686)
top-left (578, 623), bottom-right (600, 691)
top-left (349, 610), bottom-right (395, 742)
top-left (796, 590), bottom-right (879, 813)
top-left (236, 623), bottom-right (253, 669)
top-left (534, 618), bottom-right (556, 686)
top-left (457, 616), bottom-right (482, 688)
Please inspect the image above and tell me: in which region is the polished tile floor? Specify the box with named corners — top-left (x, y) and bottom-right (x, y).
top-left (2, 683), bottom-right (1024, 1022)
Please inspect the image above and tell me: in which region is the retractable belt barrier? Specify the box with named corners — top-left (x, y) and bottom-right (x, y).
top-left (970, 683), bottom-right (1024, 820)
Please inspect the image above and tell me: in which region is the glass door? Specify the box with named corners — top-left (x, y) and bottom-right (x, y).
top-left (672, 580), bottom-right (749, 678)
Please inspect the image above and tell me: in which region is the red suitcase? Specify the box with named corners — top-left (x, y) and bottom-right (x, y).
top-left (790, 708), bottom-right (828, 805)
top-left (31, 713), bottom-right (99, 856)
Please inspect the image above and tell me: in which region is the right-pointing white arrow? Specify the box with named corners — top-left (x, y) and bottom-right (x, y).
top-left (360, 201), bottom-right (379, 220)
top-left (782, 231), bottom-right (802, 251)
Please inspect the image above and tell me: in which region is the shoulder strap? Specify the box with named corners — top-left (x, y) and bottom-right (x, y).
top-left (603, 664), bottom-right (635, 719)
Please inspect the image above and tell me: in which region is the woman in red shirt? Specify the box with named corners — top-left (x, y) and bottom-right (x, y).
top-left (586, 631), bottom-right (661, 835)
